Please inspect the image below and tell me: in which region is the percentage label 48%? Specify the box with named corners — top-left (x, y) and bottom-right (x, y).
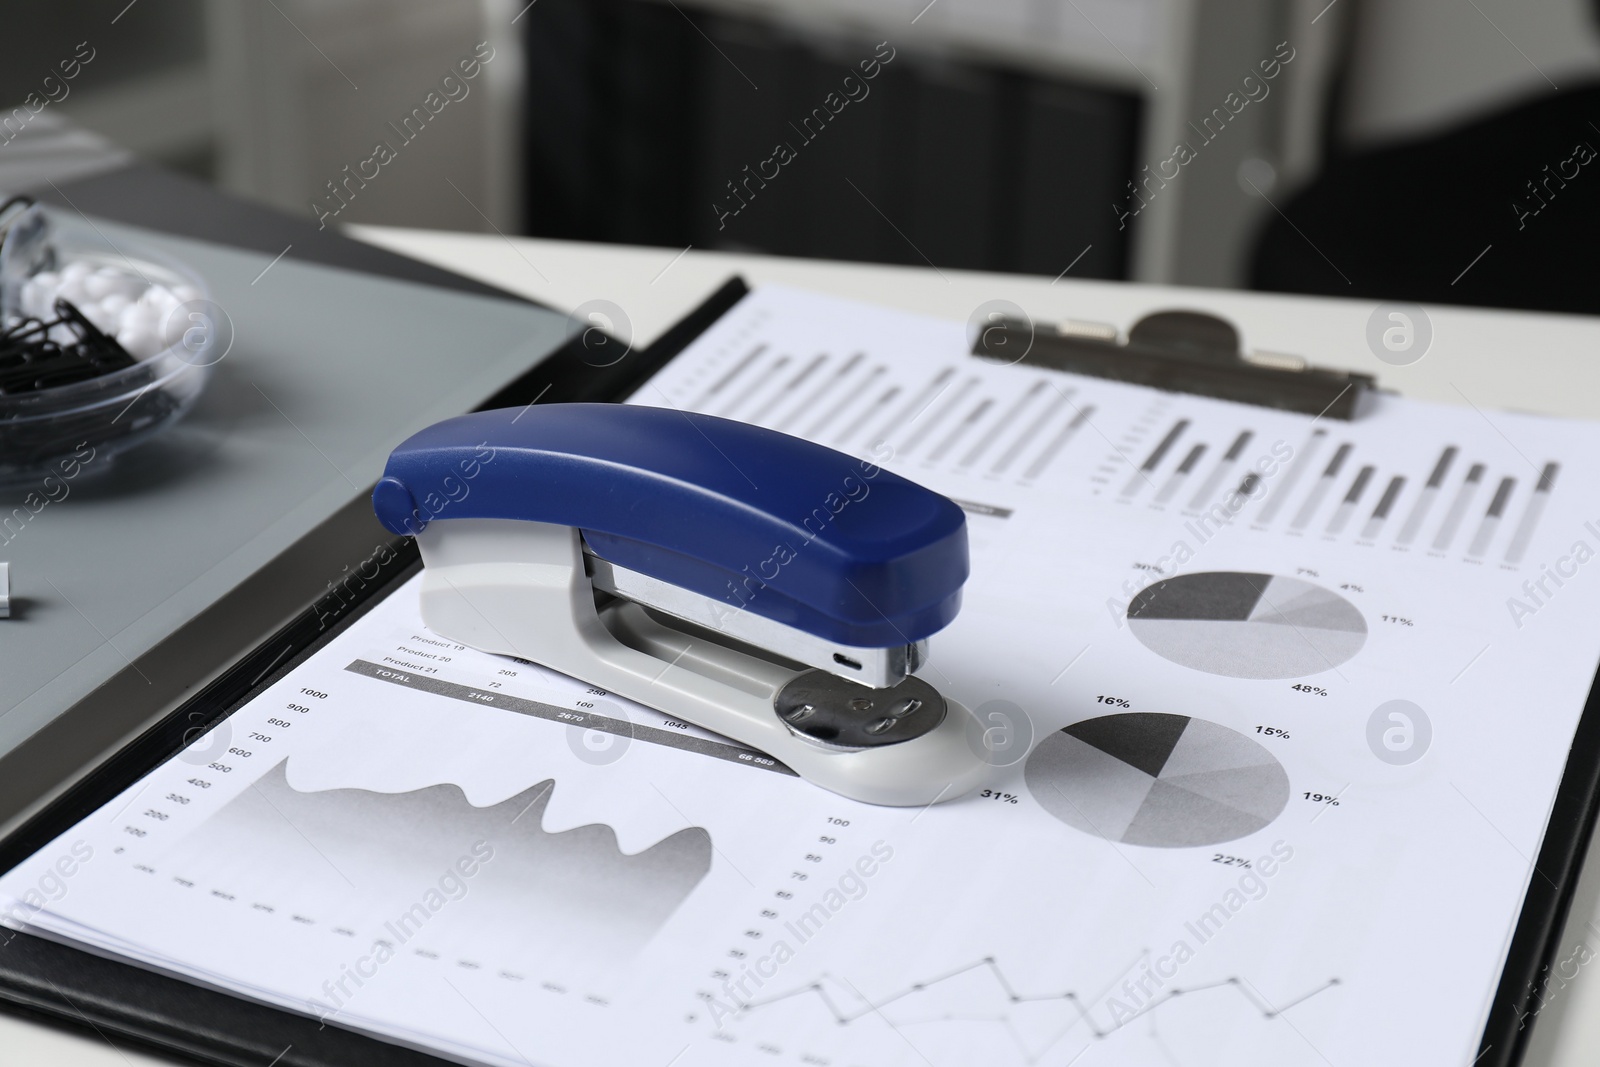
top-left (1291, 685), bottom-right (1327, 697)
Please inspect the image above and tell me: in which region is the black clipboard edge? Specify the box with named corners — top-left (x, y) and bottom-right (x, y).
top-left (0, 275), bottom-right (753, 1067)
top-left (1479, 666), bottom-right (1600, 1064)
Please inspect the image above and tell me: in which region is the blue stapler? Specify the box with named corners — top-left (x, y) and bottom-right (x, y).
top-left (372, 403), bottom-right (990, 805)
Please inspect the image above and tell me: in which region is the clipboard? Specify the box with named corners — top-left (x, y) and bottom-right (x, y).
top-left (0, 274), bottom-right (1596, 1067)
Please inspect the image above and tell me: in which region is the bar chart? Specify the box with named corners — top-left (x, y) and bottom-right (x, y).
top-left (674, 343), bottom-right (1104, 487)
top-left (1110, 410), bottom-right (1561, 567)
top-left (655, 298), bottom-right (1569, 571)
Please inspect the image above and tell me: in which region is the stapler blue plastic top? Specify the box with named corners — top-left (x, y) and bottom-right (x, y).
top-left (372, 403), bottom-right (990, 806)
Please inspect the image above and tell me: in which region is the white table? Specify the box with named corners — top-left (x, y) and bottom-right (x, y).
top-left (9, 228), bottom-right (1600, 1065)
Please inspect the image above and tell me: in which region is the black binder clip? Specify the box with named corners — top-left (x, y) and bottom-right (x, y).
top-left (0, 298), bottom-right (137, 395)
top-left (973, 309), bottom-right (1374, 420)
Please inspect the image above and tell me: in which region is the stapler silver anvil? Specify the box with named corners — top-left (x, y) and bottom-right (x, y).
top-left (372, 403), bottom-right (990, 806)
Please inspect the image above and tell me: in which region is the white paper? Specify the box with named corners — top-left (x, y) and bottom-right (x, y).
top-left (7, 285), bottom-right (1600, 1066)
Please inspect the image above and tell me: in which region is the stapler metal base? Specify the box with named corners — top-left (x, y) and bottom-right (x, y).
top-left (415, 518), bottom-right (991, 807)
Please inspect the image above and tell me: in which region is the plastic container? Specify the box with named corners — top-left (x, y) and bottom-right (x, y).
top-left (0, 207), bottom-right (221, 487)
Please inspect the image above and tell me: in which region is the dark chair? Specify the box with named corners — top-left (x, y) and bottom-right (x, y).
top-left (1251, 83), bottom-right (1600, 315)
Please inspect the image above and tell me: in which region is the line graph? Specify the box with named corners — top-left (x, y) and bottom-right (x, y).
top-left (728, 956), bottom-right (1340, 1065)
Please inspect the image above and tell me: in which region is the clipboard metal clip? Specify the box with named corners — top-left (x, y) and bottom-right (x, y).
top-left (975, 309), bottom-right (1375, 419)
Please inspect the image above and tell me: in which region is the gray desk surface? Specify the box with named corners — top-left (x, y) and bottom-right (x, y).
top-left (0, 215), bottom-right (570, 759)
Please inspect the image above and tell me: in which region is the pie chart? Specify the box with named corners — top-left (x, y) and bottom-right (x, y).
top-left (1025, 712), bottom-right (1290, 848)
top-left (1127, 572), bottom-right (1366, 679)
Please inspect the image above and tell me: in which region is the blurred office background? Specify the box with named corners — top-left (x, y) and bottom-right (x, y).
top-left (1, 0), bottom-right (1595, 310)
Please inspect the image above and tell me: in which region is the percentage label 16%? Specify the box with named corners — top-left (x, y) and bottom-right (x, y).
top-left (1096, 696), bottom-right (1131, 708)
